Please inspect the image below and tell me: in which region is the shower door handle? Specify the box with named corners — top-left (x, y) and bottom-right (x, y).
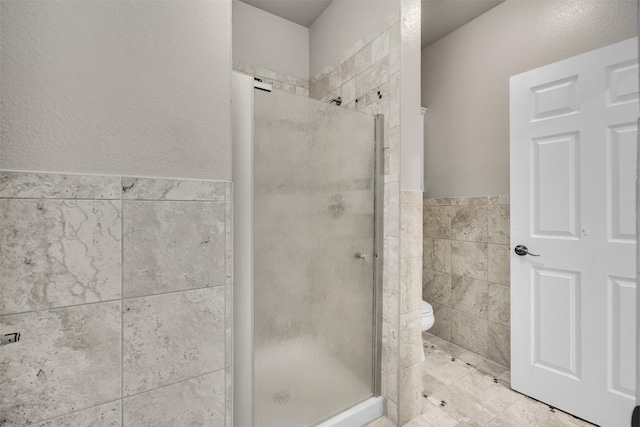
top-left (355, 253), bottom-right (370, 263)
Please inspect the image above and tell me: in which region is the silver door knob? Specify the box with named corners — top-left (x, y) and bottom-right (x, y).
top-left (355, 253), bottom-right (370, 263)
top-left (514, 245), bottom-right (540, 257)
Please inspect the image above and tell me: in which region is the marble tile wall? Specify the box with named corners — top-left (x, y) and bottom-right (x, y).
top-left (399, 191), bottom-right (424, 424)
top-left (422, 195), bottom-right (511, 367)
top-left (310, 10), bottom-right (404, 424)
top-left (0, 171), bottom-right (233, 427)
top-left (233, 60), bottom-right (310, 97)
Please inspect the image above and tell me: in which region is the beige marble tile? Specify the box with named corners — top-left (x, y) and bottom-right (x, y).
top-left (451, 241), bottom-right (487, 281)
top-left (432, 377), bottom-right (510, 425)
top-left (489, 195), bottom-right (510, 205)
top-left (383, 342), bottom-right (399, 400)
top-left (365, 415), bottom-right (398, 427)
top-left (486, 396), bottom-right (592, 427)
top-left (225, 284), bottom-right (233, 367)
top-left (372, 57), bottom-right (390, 87)
top-left (386, 236), bottom-right (400, 292)
top-left (122, 288), bottom-right (225, 395)
top-left (451, 196), bottom-right (489, 206)
top-left (341, 55), bottom-right (357, 83)
top-left (488, 204), bottom-right (510, 245)
top-left (458, 351), bottom-right (485, 367)
top-left (452, 310), bottom-right (488, 356)
top-left (399, 362), bottom-right (423, 424)
top-left (342, 77), bottom-right (356, 104)
top-left (122, 201), bottom-right (226, 298)
top-left (488, 283), bottom-right (510, 326)
top-left (0, 199), bottom-right (121, 314)
top-left (488, 244), bottom-right (510, 286)
top-left (389, 22), bottom-right (401, 75)
top-left (497, 370), bottom-right (511, 388)
top-left (423, 205), bottom-right (451, 239)
top-left (400, 310), bottom-right (423, 369)
top-left (371, 29), bottom-right (390, 63)
top-left (402, 257), bottom-right (422, 314)
top-left (485, 382), bottom-right (521, 405)
top-left (388, 399), bottom-right (399, 425)
top-left (423, 332), bottom-right (467, 357)
top-left (389, 72), bottom-right (400, 128)
top-left (328, 66), bottom-right (342, 91)
top-left (451, 275), bottom-right (489, 318)
top-left (487, 321), bottom-right (510, 367)
top-left (123, 371), bottom-right (225, 427)
top-left (423, 238), bottom-right (451, 273)
top-left (451, 205), bottom-right (488, 242)
top-left (0, 302), bottom-right (121, 425)
top-left (419, 407), bottom-right (459, 427)
top-left (422, 269), bottom-right (451, 307)
top-left (225, 367), bottom-right (233, 427)
top-left (402, 190), bottom-right (423, 205)
top-left (0, 171), bottom-right (120, 199)
top-left (401, 203), bottom-right (422, 259)
top-left (121, 177), bottom-right (226, 201)
top-left (30, 400), bottom-right (121, 427)
top-left (384, 314), bottom-right (398, 348)
top-left (424, 198), bottom-right (454, 206)
top-left (355, 42), bottom-right (373, 74)
top-left (422, 346), bottom-right (473, 385)
top-left (421, 370), bottom-right (447, 397)
top-left (429, 302), bottom-right (452, 340)
top-left (476, 359), bottom-right (508, 378)
top-left (225, 201), bottom-right (233, 285)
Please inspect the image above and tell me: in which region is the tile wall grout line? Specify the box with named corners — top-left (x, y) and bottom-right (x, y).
top-left (0, 284), bottom-right (227, 319)
top-left (122, 368), bottom-right (226, 401)
top-left (23, 397), bottom-right (124, 427)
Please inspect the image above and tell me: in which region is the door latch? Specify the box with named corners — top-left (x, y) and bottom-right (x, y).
top-left (1, 332), bottom-right (20, 346)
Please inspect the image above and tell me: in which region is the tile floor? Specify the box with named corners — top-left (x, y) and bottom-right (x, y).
top-left (366, 332), bottom-right (597, 427)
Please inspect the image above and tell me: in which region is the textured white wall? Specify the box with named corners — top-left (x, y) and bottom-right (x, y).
top-left (421, 0), bottom-right (637, 197)
top-left (232, 0), bottom-right (309, 79)
top-left (309, 0), bottom-right (399, 77)
top-left (400, 0), bottom-right (422, 191)
top-left (0, 0), bottom-right (231, 180)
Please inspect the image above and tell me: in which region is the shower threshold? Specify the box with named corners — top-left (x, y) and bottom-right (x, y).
top-left (316, 396), bottom-right (384, 427)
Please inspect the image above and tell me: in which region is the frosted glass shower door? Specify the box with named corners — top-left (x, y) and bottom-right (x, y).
top-left (254, 88), bottom-right (377, 427)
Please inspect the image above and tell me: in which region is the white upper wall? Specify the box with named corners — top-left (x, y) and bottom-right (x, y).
top-left (421, 0), bottom-right (637, 197)
top-left (309, 0), bottom-right (399, 77)
top-left (233, 0), bottom-right (309, 79)
top-left (400, 0), bottom-right (422, 191)
top-left (0, 0), bottom-right (231, 180)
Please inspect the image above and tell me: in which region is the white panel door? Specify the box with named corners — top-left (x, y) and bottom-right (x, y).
top-left (511, 37), bottom-right (638, 427)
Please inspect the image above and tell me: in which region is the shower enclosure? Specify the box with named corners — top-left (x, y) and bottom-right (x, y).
top-left (232, 72), bottom-right (384, 427)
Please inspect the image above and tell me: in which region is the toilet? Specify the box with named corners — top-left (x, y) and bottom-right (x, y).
top-left (421, 301), bottom-right (435, 361)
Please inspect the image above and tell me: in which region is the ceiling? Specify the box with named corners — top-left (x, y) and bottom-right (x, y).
top-left (238, 0), bottom-right (505, 48)
top-left (421, 0), bottom-right (504, 47)
top-left (239, 0), bottom-right (333, 28)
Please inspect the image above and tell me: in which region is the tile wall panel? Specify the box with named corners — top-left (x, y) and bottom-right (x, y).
top-left (422, 195), bottom-right (510, 368)
top-left (0, 171), bottom-right (232, 427)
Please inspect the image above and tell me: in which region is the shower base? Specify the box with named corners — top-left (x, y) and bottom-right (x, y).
top-left (255, 336), bottom-right (382, 427)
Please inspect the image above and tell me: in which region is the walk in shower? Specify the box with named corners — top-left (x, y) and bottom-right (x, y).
top-left (232, 72), bottom-right (384, 427)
